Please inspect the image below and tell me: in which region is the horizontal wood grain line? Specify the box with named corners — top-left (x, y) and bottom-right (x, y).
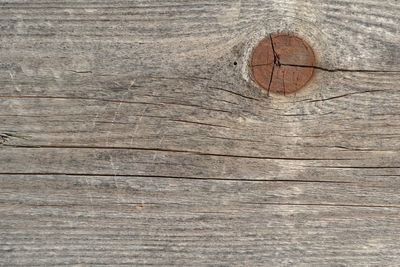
top-left (0, 172), bottom-right (353, 184)
top-left (0, 95), bottom-right (234, 114)
top-left (242, 202), bottom-right (400, 209)
top-left (2, 144), bottom-right (354, 161)
top-left (1, 117), bottom-right (231, 128)
top-left (0, 3), bottom-right (219, 9)
top-left (0, 18), bottom-right (216, 22)
top-left (2, 202), bottom-right (399, 209)
top-left (168, 119), bottom-right (230, 129)
top-left (308, 165), bottom-right (400, 169)
top-left (0, 95), bottom-right (156, 105)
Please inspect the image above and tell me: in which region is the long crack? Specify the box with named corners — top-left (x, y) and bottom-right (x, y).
top-left (266, 34), bottom-right (280, 96)
top-left (255, 35), bottom-right (399, 74)
top-left (280, 63), bottom-right (400, 73)
top-left (254, 62), bottom-right (400, 74)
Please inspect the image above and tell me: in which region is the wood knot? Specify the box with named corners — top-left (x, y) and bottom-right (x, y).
top-left (250, 33), bottom-right (316, 95)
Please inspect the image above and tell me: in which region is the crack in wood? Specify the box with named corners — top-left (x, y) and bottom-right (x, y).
top-left (0, 172), bottom-right (353, 183)
top-left (308, 90), bottom-right (384, 102)
top-left (2, 144), bottom-right (355, 161)
top-left (254, 62), bottom-right (400, 73)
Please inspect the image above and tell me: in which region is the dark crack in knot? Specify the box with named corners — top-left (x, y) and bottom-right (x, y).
top-left (269, 34), bottom-right (281, 67)
top-left (251, 33), bottom-right (316, 95)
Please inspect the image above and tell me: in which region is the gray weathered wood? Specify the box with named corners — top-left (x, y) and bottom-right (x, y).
top-left (1, 0), bottom-right (400, 266)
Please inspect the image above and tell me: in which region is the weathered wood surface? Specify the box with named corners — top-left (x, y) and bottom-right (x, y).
top-left (1, 0), bottom-right (400, 266)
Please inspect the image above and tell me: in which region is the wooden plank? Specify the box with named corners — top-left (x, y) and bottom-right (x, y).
top-left (1, 0), bottom-right (400, 265)
top-left (1, 174), bottom-right (400, 266)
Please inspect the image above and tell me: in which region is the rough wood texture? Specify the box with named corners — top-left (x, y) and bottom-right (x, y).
top-left (1, 0), bottom-right (400, 266)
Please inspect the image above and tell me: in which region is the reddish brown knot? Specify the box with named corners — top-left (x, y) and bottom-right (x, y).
top-left (250, 33), bottom-right (316, 95)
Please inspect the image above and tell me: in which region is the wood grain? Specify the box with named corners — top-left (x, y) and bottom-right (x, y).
top-left (1, 0), bottom-right (399, 266)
